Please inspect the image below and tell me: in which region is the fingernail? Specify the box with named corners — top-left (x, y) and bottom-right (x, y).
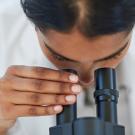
top-left (71, 85), bottom-right (82, 93)
top-left (54, 105), bottom-right (63, 112)
top-left (65, 95), bottom-right (76, 102)
top-left (69, 74), bottom-right (79, 82)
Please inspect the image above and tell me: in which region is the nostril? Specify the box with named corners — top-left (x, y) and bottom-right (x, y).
top-left (79, 74), bottom-right (94, 85)
top-left (80, 78), bottom-right (91, 84)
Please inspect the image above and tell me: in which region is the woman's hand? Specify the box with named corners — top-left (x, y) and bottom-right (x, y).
top-left (0, 65), bottom-right (82, 132)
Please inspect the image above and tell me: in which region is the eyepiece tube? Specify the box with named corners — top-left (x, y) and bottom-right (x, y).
top-left (94, 68), bottom-right (119, 124)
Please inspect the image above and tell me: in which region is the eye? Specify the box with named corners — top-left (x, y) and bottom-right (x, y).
top-left (62, 69), bottom-right (78, 74)
top-left (106, 51), bottom-right (123, 61)
top-left (52, 53), bottom-right (67, 61)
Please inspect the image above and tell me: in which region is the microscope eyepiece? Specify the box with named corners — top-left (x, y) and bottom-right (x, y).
top-left (94, 68), bottom-right (119, 124)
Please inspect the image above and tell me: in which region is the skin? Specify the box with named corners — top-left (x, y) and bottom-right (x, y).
top-left (36, 27), bottom-right (132, 89)
top-left (0, 24), bottom-right (132, 134)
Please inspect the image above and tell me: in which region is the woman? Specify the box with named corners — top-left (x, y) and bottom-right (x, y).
top-left (0, 0), bottom-right (134, 134)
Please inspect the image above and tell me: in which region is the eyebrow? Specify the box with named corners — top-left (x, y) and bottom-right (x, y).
top-left (44, 41), bottom-right (129, 63)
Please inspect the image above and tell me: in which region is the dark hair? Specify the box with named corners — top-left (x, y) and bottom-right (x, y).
top-left (21, 0), bottom-right (135, 37)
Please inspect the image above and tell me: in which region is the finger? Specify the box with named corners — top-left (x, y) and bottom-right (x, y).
top-left (8, 65), bottom-right (79, 83)
top-left (8, 91), bottom-right (77, 105)
top-left (10, 77), bottom-right (82, 94)
top-left (6, 105), bottom-right (63, 119)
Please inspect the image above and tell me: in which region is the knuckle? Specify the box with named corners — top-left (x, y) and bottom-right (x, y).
top-left (0, 79), bottom-right (5, 89)
top-left (44, 106), bottom-right (54, 115)
top-left (0, 83), bottom-right (11, 102)
top-left (54, 95), bottom-right (64, 104)
top-left (44, 107), bottom-right (51, 114)
top-left (4, 105), bottom-right (13, 113)
top-left (30, 93), bottom-right (41, 103)
top-left (4, 76), bottom-right (17, 89)
top-left (59, 83), bottom-right (70, 94)
top-left (7, 65), bottom-right (19, 74)
top-left (1, 104), bottom-right (14, 119)
top-left (33, 67), bottom-right (46, 76)
top-left (58, 70), bottom-right (65, 80)
top-left (33, 80), bottom-right (43, 90)
top-left (58, 70), bottom-right (70, 81)
top-left (28, 107), bottom-right (38, 115)
top-left (54, 95), bottom-right (59, 103)
top-left (0, 89), bottom-right (7, 101)
top-left (0, 76), bottom-right (19, 95)
top-left (59, 83), bottom-right (66, 93)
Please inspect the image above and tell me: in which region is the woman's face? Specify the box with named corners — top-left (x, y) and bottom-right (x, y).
top-left (36, 27), bottom-right (131, 88)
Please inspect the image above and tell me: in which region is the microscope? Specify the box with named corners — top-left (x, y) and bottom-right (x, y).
top-left (49, 68), bottom-right (125, 135)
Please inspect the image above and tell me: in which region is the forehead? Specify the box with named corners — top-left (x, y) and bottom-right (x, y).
top-left (39, 29), bottom-right (130, 62)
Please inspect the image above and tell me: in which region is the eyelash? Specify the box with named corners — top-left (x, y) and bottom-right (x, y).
top-left (112, 51), bottom-right (123, 59)
top-left (51, 50), bottom-right (123, 62)
top-left (105, 51), bottom-right (122, 61)
top-left (45, 40), bottom-right (125, 64)
top-left (45, 44), bottom-right (68, 62)
top-left (52, 53), bottom-right (68, 61)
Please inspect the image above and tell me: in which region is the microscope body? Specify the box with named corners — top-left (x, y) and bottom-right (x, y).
top-left (49, 68), bottom-right (125, 135)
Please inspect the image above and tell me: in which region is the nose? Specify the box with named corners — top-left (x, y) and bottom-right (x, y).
top-left (78, 71), bottom-right (94, 87)
top-left (79, 74), bottom-right (91, 83)
top-left (62, 68), bottom-right (94, 87)
top-left (78, 63), bottom-right (95, 87)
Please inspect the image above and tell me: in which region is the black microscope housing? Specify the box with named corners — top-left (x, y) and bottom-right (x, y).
top-left (49, 68), bottom-right (125, 135)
